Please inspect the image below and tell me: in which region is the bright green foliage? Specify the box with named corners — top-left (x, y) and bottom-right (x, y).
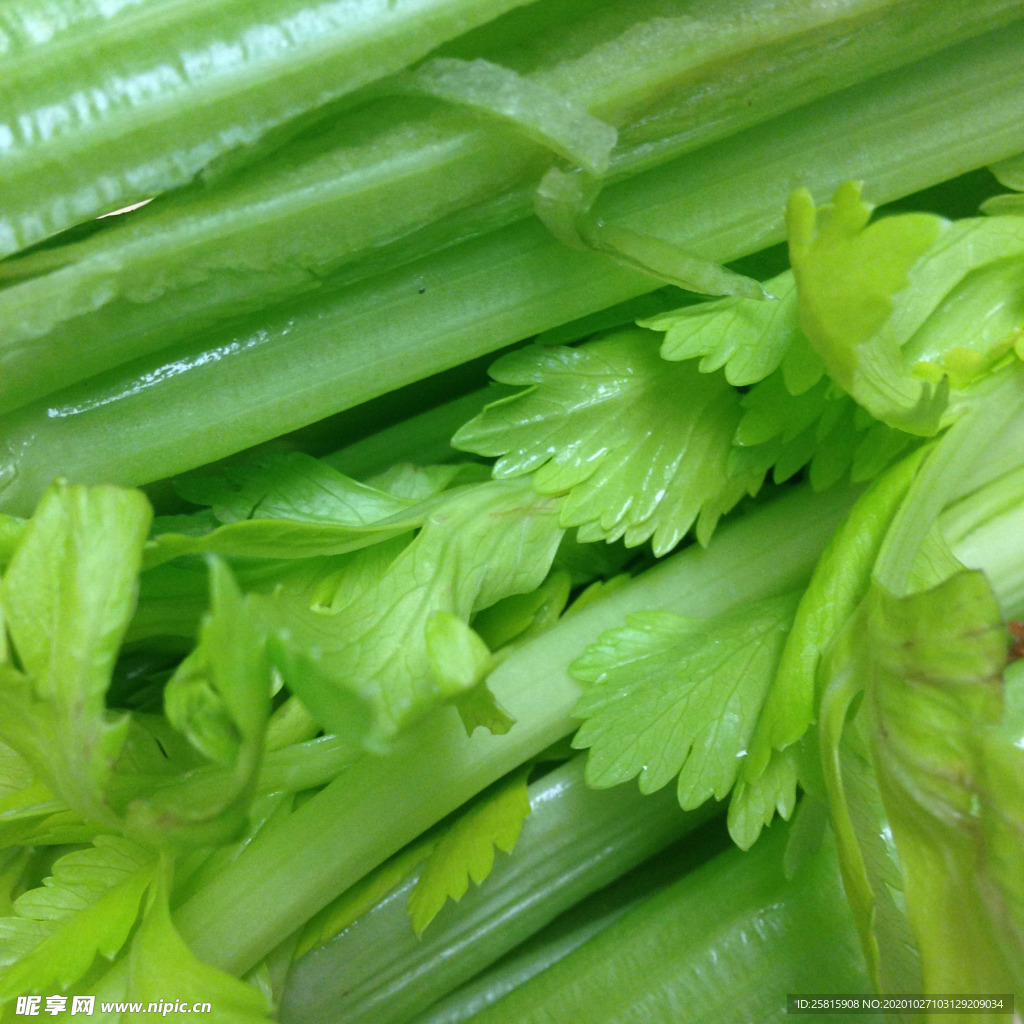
top-left (787, 181), bottom-right (948, 433)
top-left (0, 517), bottom-right (26, 572)
top-left (408, 767), bottom-right (532, 936)
top-left (456, 321), bottom-right (915, 560)
top-left (982, 192), bottom-right (1024, 216)
top-left (897, 222), bottom-right (1024, 383)
top-left (818, 613), bottom-right (917, 995)
top-left (176, 452), bottom-right (416, 525)
top-left (571, 594), bottom-right (799, 826)
top-left (454, 330), bottom-right (755, 553)
top-left (126, 560), bottom-right (273, 846)
top-left (0, 837), bottom-right (157, 999)
top-left (874, 360), bottom-right (1024, 594)
top-left (0, 737), bottom-right (94, 849)
top-left (731, 374), bottom-right (914, 491)
top-left (788, 182), bottom-right (1024, 433)
top-left (146, 453), bottom-right (430, 565)
top-left (0, 483), bottom-right (151, 826)
top-left (0, 0), bottom-right (1023, 1006)
top-left (992, 151), bottom-right (1024, 190)
top-left (817, 571), bottom-right (1024, 1003)
top-left (837, 722), bottom-right (923, 994)
top-left (426, 611), bottom-right (513, 736)
top-left (471, 570), bottom-right (573, 651)
top-left (0, 742), bottom-right (34, 806)
top-left (1003, 660), bottom-right (1024, 740)
top-left (265, 479), bottom-right (565, 742)
top-left (649, 265), bottom-right (915, 493)
top-left (726, 745), bottom-right (800, 852)
top-left (644, 271), bottom-right (804, 385)
top-left (0, 849), bottom-right (31, 917)
top-left (743, 450), bottom-right (926, 782)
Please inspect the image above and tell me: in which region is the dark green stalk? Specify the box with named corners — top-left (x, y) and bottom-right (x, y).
top-left (3, 24), bottom-right (1024, 514)
top-left (323, 389), bottom-right (494, 480)
top-left (463, 823), bottom-right (869, 1024)
top-left (279, 756), bottom-right (718, 1024)
top-left (404, 824), bottom-right (730, 1024)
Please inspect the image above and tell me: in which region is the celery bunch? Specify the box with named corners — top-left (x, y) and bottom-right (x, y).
top-left (1, 3), bottom-right (1023, 1022)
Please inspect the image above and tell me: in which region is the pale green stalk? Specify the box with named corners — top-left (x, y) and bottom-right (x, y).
top-left (0, 0), bottom-right (536, 257)
top-left (1, 0), bottom-right (1013, 412)
top-left (172, 483), bottom-right (859, 974)
top-left (3, 24), bottom-right (1024, 515)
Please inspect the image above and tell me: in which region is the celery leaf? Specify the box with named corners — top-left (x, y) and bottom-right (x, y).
top-left (991, 152), bottom-right (1024, 191)
top-left (0, 483), bottom-right (151, 825)
top-left (175, 452), bottom-right (414, 526)
top-left (0, 837), bottom-right (157, 1000)
top-left (120, 865), bottom-right (274, 1022)
top-left (472, 569), bottom-right (573, 652)
top-left (148, 453), bottom-right (429, 565)
top-left (726, 745), bottom-right (799, 852)
top-left (787, 181), bottom-right (947, 433)
top-left (426, 611), bottom-right (513, 736)
top-left (836, 721), bottom-right (922, 994)
top-left (731, 374), bottom-right (914, 492)
top-left (268, 480), bottom-right (564, 741)
top-left (643, 271), bottom-right (805, 386)
top-left (407, 766), bottom-right (531, 936)
top-left (454, 329), bottom-right (754, 553)
top-left (865, 573), bottom-right (1024, 991)
top-left (124, 560), bottom-right (272, 846)
top-left (0, 739), bottom-right (94, 848)
top-left (789, 183), bottom-right (1024, 434)
top-left (743, 450), bottom-right (925, 782)
top-left (571, 593), bottom-right (799, 819)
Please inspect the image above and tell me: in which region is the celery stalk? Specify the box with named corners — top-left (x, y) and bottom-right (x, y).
top-left (2, 23), bottom-right (1024, 515)
top-left (279, 756), bottom-right (718, 1024)
top-left (172, 483), bottom-right (859, 975)
top-left (402, 832), bottom-right (723, 1024)
top-left (0, 0), bottom-right (536, 257)
top-left (1, 0), bottom-right (1015, 411)
top-left (462, 823), bottom-right (869, 1024)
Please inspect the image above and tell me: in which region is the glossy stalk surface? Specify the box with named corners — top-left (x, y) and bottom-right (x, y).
top-left (3, 24), bottom-right (1024, 514)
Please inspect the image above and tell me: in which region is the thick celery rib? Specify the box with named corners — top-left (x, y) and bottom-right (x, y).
top-left (0, 0), bottom-right (535, 257)
top-left (0, 0), bottom-right (1018, 413)
top-left (2, 25), bottom-right (1024, 516)
top-left (172, 484), bottom-right (859, 976)
top-left (465, 824), bottom-right (870, 1024)
top-left (278, 757), bottom-right (717, 1024)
